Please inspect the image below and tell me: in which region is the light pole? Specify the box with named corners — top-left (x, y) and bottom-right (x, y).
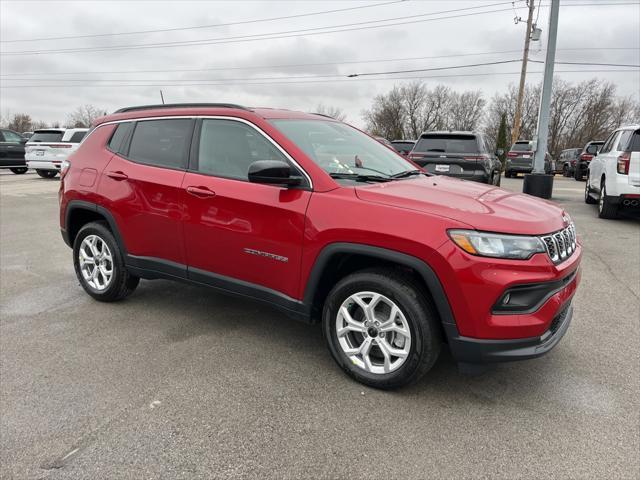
top-left (523, 0), bottom-right (559, 199)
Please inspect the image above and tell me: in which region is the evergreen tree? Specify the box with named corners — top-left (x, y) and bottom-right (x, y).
top-left (496, 112), bottom-right (509, 171)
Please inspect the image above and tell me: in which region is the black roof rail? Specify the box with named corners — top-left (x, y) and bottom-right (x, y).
top-left (113, 103), bottom-right (251, 114)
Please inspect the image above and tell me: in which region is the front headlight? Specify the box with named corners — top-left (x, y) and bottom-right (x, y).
top-left (448, 229), bottom-right (546, 260)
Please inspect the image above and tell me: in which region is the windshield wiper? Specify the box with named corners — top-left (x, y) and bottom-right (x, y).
top-left (390, 170), bottom-right (425, 179)
top-left (329, 173), bottom-right (392, 183)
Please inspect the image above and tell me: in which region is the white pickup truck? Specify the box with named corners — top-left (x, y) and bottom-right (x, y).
top-left (25, 128), bottom-right (88, 178)
top-left (585, 125), bottom-right (640, 219)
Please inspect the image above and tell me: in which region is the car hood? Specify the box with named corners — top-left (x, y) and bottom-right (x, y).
top-left (355, 176), bottom-right (567, 235)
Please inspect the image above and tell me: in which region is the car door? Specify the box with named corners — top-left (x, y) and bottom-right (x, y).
top-left (181, 118), bottom-right (312, 300)
top-left (0, 130), bottom-right (25, 167)
top-left (100, 118), bottom-right (195, 271)
top-left (591, 131), bottom-right (617, 190)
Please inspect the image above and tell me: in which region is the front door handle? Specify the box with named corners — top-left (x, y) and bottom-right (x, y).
top-left (186, 186), bottom-right (216, 198)
top-left (106, 171), bottom-right (128, 181)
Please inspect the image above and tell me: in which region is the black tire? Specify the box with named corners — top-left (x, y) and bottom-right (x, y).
top-left (505, 170), bottom-right (512, 178)
top-left (574, 168), bottom-right (583, 181)
top-left (584, 178), bottom-right (597, 204)
top-left (322, 268), bottom-right (442, 389)
top-left (597, 179), bottom-right (618, 219)
top-left (73, 221), bottom-right (139, 302)
top-left (562, 165), bottom-right (569, 177)
top-left (10, 167), bottom-right (28, 174)
top-left (36, 169), bottom-right (57, 178)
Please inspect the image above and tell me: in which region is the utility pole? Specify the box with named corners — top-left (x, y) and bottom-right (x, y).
top-left (511, 0), bottom-right (536, 145)
top-left (523, 0), bottom-right (559, 199)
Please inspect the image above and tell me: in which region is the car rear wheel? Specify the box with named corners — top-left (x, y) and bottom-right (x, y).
top-left (10, 167), bottom-right (28, 174)
top-left (73, 222), bottom-right (139, 302)
top-left (598, 180), bottom-right (618, 219)
top-left (562, 165), bottom-right (569, 177)
top-left (323, 268), bottom-right (441, 389)
top-left (574, 169), bottom-right (583, 181)
top-left (36, 169), bottom-right (57, 179)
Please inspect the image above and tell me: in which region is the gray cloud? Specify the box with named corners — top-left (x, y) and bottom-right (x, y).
top-left (1, 0), bottom-right (638, 127)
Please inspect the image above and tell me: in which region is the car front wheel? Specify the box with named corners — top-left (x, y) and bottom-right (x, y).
top-left (323, 268), bottom-right (441, 389)
top-left (73, 222), bottom-right (139, 302)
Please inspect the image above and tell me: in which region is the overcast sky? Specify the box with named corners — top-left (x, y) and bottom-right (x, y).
top-left (1, 0), bottom-right (639, 128)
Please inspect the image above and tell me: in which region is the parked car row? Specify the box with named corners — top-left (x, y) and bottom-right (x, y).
top-left (0, 128), bottom-right (88, 177)
top-left (559, 141), bottom-right (604, 180)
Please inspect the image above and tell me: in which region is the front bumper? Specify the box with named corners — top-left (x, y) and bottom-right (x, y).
top-left (445, 304), bottom-right (573, 363)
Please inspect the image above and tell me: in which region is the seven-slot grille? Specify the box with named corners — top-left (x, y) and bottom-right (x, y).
top-left (540, 224), bottom-right (577, 264)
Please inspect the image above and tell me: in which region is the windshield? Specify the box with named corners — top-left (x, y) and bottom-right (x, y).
top-left (414, 134), bottom-right (478, 154)
top-left (270, 119), bottom-right (414, 178)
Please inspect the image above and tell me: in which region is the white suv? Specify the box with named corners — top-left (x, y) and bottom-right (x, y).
top-left (25, 128), bottom-right (88, 178)
top-left (585, 125), bottom-right (640, 219)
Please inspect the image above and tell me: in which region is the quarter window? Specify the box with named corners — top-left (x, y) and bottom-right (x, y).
top-left (616, 130), bottom-right (633, 151)
top-left (197, 119), bottom-right (288, 180)
top-left (108, 122), bottom-right (133, 153)
top-left (128, 119), bottom-right (193, 169)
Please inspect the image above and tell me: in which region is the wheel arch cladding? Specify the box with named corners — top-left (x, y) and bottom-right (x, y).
top-left (303, 243), bottom-right (456, 330)
top-left (65, 200), bottom-right (127, 253)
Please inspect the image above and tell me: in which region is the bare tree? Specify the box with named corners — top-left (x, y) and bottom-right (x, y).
top-left (419, 85), bottom-right (451, 134)
top-left (446, 90), bottom-right (485, 131)
top-left (363, 86), bottom-right (405, 140)
top-left (66, 105), bottom-right (106, 128)
top-left (314, 103), bottom-right (347, 121)
top-left (7, 113), bottom-right (33, 133)
top-left (400, 82), bottom-right (427, 139)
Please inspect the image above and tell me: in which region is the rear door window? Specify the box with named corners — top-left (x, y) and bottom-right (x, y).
top-left (127, 119), bottom-right (193, 169)
top-left (29, 131), bottom-right (64, 143)
top-left (414, 134), bottom-right (479, 154)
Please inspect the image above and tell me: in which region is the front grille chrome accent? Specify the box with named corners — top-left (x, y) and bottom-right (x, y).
top-left (540, 223), bottom-right (577, 264)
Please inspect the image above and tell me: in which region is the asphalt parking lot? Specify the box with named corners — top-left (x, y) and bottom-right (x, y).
top-left (1, 171), bottom-right (638, 479)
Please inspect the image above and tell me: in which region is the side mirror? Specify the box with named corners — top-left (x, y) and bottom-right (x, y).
top-left (248, 160), bottom-right (302, 187)
top-left (496, 148), bottom-right (504, 156)
top-left (20, 138), bottom-right (28, 144)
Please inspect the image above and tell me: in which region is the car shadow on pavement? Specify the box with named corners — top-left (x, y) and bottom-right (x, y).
top-left (127, 278), bottom-right (566, 408)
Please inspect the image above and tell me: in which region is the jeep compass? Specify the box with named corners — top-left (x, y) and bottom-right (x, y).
top-left (59, 103), bottom-right (582, 389)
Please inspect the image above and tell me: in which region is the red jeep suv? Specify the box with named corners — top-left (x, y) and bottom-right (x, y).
top-left (59, 104), bottom-right (582, 389)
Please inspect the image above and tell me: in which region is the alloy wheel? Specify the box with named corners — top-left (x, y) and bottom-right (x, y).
top-left (78, 234), bottom-right (114, 291)
top-left (335, 291), bottom-right (411, 374)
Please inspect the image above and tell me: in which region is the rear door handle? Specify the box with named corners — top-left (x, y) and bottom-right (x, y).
top-left (186, 186), bottom-right (216, 198)
top-left (106, 171), bottom-right (128, 181)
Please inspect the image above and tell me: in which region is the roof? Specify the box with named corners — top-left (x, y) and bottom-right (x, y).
top-left (419, 131), bottom-right (478, 136)
top-left (96, 103), bottom-right (332, 126)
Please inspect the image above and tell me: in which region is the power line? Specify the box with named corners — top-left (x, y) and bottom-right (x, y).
top-left (0, 0), bottom-right (404, 43)
top-left (1, 47), bottom-right (636, 78)
top-left (2, 59), bottom-right (636, 83)
top-left (347, 59), bottom-right (523, 77)
top-left (2, 2), bottom-right (636, 56)
top-left (0, 3), bottom-right (525, 56)
top-left (0, 69), bottom-right (634, 89)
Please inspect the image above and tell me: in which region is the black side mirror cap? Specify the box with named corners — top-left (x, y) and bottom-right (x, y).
top-left (248, 160), bottom-right (302, 187)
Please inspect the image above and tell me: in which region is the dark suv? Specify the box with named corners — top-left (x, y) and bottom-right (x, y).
top-left (574, 140), bottom-right (603, 181)
top-left (559, 148), bottom-right (582, 177)
top-left (59, 104), bottom-right (581, 389)
top-left (408, 131), bottom-right (502, 185)
top-left (505, 140), bottom-right (554, 177)
top-left (0, 128), bottom-right (28, 174)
